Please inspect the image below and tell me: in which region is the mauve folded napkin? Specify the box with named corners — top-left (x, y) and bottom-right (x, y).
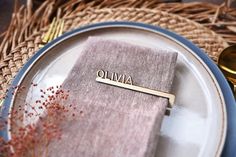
top-left (49, 37), bottom-right (177, 157)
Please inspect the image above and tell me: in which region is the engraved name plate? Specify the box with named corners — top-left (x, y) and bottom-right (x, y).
top-left (96, 69), bottom-right (175, 108)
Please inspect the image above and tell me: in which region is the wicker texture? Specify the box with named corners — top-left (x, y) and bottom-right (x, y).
top-left (0, 0), bottom-right (235, 94)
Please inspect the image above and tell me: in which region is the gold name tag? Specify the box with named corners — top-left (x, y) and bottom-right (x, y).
top-left (96, 69), bottom-right (175, 111)
top-left (96, 69), bottom-right (175, 115)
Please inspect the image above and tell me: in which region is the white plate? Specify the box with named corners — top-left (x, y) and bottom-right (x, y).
top-left (1, 22), bottom-right (229, 157)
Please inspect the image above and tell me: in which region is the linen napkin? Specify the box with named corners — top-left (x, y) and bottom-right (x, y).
top-left (49, 37), bottom-right (177, 157)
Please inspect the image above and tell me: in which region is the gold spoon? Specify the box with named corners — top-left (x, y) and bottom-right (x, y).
top-left (218, 44), bottom-right (236, 97)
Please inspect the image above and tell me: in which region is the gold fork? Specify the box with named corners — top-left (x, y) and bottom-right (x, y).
top-left (39, 18), bottom-right (64, 48)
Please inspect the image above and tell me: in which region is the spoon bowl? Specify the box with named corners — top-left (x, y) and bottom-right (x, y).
top-left (218, 44), bottom-right (236, 96)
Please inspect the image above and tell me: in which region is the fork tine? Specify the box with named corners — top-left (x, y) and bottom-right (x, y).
top-left (42, 18), bottom-right (56, 43)
top-left (48, 19), bottom-right (59, 42)
top-left (58, 19), bottom-right (64, 37)
top-left (53, 19), bottom-right (63, 40)
top-left (52, 20), bottom-right (60, 40)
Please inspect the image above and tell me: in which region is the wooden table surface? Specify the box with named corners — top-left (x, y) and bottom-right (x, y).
top-left (0, 0), bottom-right (229, 35)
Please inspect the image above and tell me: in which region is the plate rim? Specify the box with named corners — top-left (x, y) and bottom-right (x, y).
top-left (1, 21), bottom-right (235, 157)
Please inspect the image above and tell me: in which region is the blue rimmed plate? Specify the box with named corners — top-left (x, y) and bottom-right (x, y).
top-left (0, 22), bottom-right (235, 157)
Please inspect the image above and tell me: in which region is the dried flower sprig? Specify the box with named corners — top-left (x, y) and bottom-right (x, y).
top-left (0, 83), bottom-right (78, 157)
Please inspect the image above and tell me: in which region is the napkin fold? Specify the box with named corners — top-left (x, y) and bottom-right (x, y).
top-left (49, 37), bottom-right (177, 157)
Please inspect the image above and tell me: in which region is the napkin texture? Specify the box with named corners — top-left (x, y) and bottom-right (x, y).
top-left (49, 37), bottom-right (177, 157)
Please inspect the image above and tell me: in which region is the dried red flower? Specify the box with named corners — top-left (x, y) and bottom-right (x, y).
top-left (0, 84), bottom-right (78, 157)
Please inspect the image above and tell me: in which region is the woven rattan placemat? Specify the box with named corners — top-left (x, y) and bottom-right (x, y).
top-left (0, 7), bottom-right (229, 94)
